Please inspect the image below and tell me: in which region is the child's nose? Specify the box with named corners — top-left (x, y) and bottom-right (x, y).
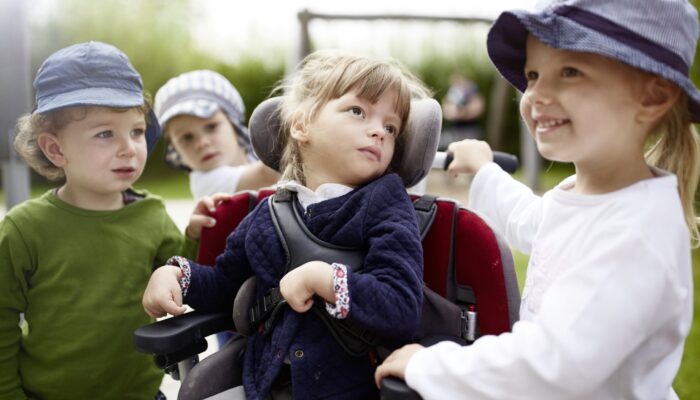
top-left (525, 79), bottom-right (554, 105)
top-left (118, 137), bottom-right (137, 156)
top-left (195, 135), bottom-right (211, 149)
top-left (368, 123), bottom-right (386, 140)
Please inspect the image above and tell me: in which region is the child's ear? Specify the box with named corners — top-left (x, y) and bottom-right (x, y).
top-left (37, 132), bottom-right (66, 167)
top-left (289, 110), bottom-right (310, 144)
top-left (637, 77), bottom-right (681, 123)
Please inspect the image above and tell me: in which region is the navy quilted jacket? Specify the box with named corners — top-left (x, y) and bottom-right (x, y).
top-left (184, 173), bottom-right (424, 400)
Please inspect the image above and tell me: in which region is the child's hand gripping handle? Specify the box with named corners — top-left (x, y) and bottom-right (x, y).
top-left (433, 151), bottom-right (519, 173)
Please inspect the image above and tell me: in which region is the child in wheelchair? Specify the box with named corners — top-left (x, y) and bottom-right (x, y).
top-left (143, 50), bottom-right (432, 399)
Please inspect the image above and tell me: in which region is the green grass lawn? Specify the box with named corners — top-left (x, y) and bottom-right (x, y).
top-left (674, 249), bottom-right (700, 398)
top-left (1, 165), bottom-right (193, 201)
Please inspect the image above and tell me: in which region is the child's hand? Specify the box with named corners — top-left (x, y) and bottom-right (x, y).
top-left (185, 193), bottom-right (232, 240)
top-left (143, 265), bottom-right (187, 317)
top-left (280, 261), bottom-right (334, 313)
top-left (446, 139), bottom-right (493, 177)
top-left (374, 343), bottom-right (425, 388)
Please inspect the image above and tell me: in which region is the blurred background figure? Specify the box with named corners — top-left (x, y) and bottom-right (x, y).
top-left (439, 73), bottom-right (485, 150)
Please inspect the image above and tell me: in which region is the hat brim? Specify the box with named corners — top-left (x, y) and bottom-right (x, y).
top-left (145, 109), bottom-right (161, 155)
top-left (487, 10), bottom-right (700, 123)
top-left (35, 86), bottom-right (161, 153)
top-left (35, 86), bottom-right (144, 114)
top-left (158, 99), bottom-right (219, 128)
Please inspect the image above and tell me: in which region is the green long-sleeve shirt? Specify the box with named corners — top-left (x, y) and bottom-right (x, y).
top-left (0, 190), bottom-right (197, 400)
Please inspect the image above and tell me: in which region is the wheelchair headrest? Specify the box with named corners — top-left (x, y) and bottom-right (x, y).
top-left (249, 97), bottom-right (441, 187)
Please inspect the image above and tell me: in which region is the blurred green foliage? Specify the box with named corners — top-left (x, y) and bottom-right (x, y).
top-left (23, 0), bottom-right (700, 190)
top-left (29, 0), bottom-right (282, 101)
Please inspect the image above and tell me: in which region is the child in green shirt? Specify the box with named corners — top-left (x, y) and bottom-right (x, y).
top-left (0, 41), bottom-right (223, 400)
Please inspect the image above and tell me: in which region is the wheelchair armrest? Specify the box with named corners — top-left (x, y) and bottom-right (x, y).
top-left (133, 311), bottom-right (234, 355)
top-left (379, 335), bottom-right (467, 400)
top-left (380, 377), bottom-right (422, 400)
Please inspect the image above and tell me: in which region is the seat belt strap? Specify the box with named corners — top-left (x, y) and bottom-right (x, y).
top-left (250, 188), bottom-right (377, 355)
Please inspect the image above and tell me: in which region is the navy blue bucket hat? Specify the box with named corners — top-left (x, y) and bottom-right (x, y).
top-left (487, 0), bottom-right (700, 122)
top-left (33, 41), bottom-right (161, 152)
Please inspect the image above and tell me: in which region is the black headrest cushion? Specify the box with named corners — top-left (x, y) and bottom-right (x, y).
top-left (249, 97), bottom-right (441, 187)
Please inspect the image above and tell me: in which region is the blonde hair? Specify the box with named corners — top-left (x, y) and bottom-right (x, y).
top-left (14, 104), bottom-right (150, 181)
top-left (15, 110), bottom-right (77, 181)
top-left (276, 50), bottom-right (431, 185)
top-left (645, 93), bottom-right (700, 247)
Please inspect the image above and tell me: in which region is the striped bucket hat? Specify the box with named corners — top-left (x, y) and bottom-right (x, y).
top-left (487, 0), bottom-right (700, 122)
top-left (154, 70), bottom-right (255, 170)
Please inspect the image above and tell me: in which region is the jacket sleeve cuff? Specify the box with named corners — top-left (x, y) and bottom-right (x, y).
top-left (324, 263), bottom-right (350, 319)
top-left (166, 256), bottom-right (192, 297)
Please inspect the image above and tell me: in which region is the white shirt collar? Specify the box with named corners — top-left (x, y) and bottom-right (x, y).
top-left (277, 180), bottom-right (354, 210)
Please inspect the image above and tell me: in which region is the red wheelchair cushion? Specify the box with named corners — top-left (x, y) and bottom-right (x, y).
top-left (197, 190), bottom-right (275, 266)
top-left (418, 198), bottom-right (511, 336)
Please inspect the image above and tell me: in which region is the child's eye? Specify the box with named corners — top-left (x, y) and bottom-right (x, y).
top-left (384, 125), bottom-right (399, 137)
top-left (348, 106), bottom-right (365, 117)
top-left (95, 130), bottom-right (112, 138)
top-left (131, 128), bottom-right (145, 137)
top-left (561, 67), bottom-right (581, 78)
top-left (177, 133), bottom-right (195, 145)
top-left (525, 70), bottom-right (538, 81)
top-left (205, 122), bottom-right (219, 132)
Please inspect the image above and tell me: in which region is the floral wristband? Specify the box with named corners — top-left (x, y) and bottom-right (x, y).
top-left (325, 263), bottom-right (350, 319)
top-left (166, 256), bottom-right (191, 297)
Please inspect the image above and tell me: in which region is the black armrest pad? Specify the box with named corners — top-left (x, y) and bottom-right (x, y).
top-left (379, 336), bottom-right (466, 400)
top-left (380, 377), bottom-right (422, 400)
top-left (133, 311), bottom-right (234, 354)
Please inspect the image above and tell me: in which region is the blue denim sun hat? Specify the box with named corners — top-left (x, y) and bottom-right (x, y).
top-left (153, 70), bottom-right (255, 170)
top-left (33, 41), bottom-right (161, 152)
top-left (487, 0), bottom-right (700, 122)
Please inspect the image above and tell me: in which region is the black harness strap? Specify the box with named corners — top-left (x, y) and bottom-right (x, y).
top-left (250, 190), bottom-right (477, 354)
top-left (413, 194), bottom-right (437, 241)
top-left (250, 188), bottom-right (376, 356)
top-left (269, 188), bottom-right (365, 272)
top-left (414, 196), bottom-right (477, 341)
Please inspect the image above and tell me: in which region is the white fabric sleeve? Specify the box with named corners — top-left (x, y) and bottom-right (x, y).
top-left (189, 165), bottom-right (246, 199)
top-left (404, 231), bottom-right (679, 399)
top-left (468, 162), bottom-right (544, 254)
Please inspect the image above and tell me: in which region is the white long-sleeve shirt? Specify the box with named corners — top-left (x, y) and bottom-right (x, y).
top-left (406, 163), bottom-right (692, 400)
top-left (189, 165), bottom-right (246, 199)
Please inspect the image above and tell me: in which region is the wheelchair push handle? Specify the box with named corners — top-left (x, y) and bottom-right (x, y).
top-left (433, 151), bottom-right (519, 174)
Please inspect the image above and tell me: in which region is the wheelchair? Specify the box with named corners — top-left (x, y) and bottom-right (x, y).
top-left (134, 97), bottom-right (521, 399)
